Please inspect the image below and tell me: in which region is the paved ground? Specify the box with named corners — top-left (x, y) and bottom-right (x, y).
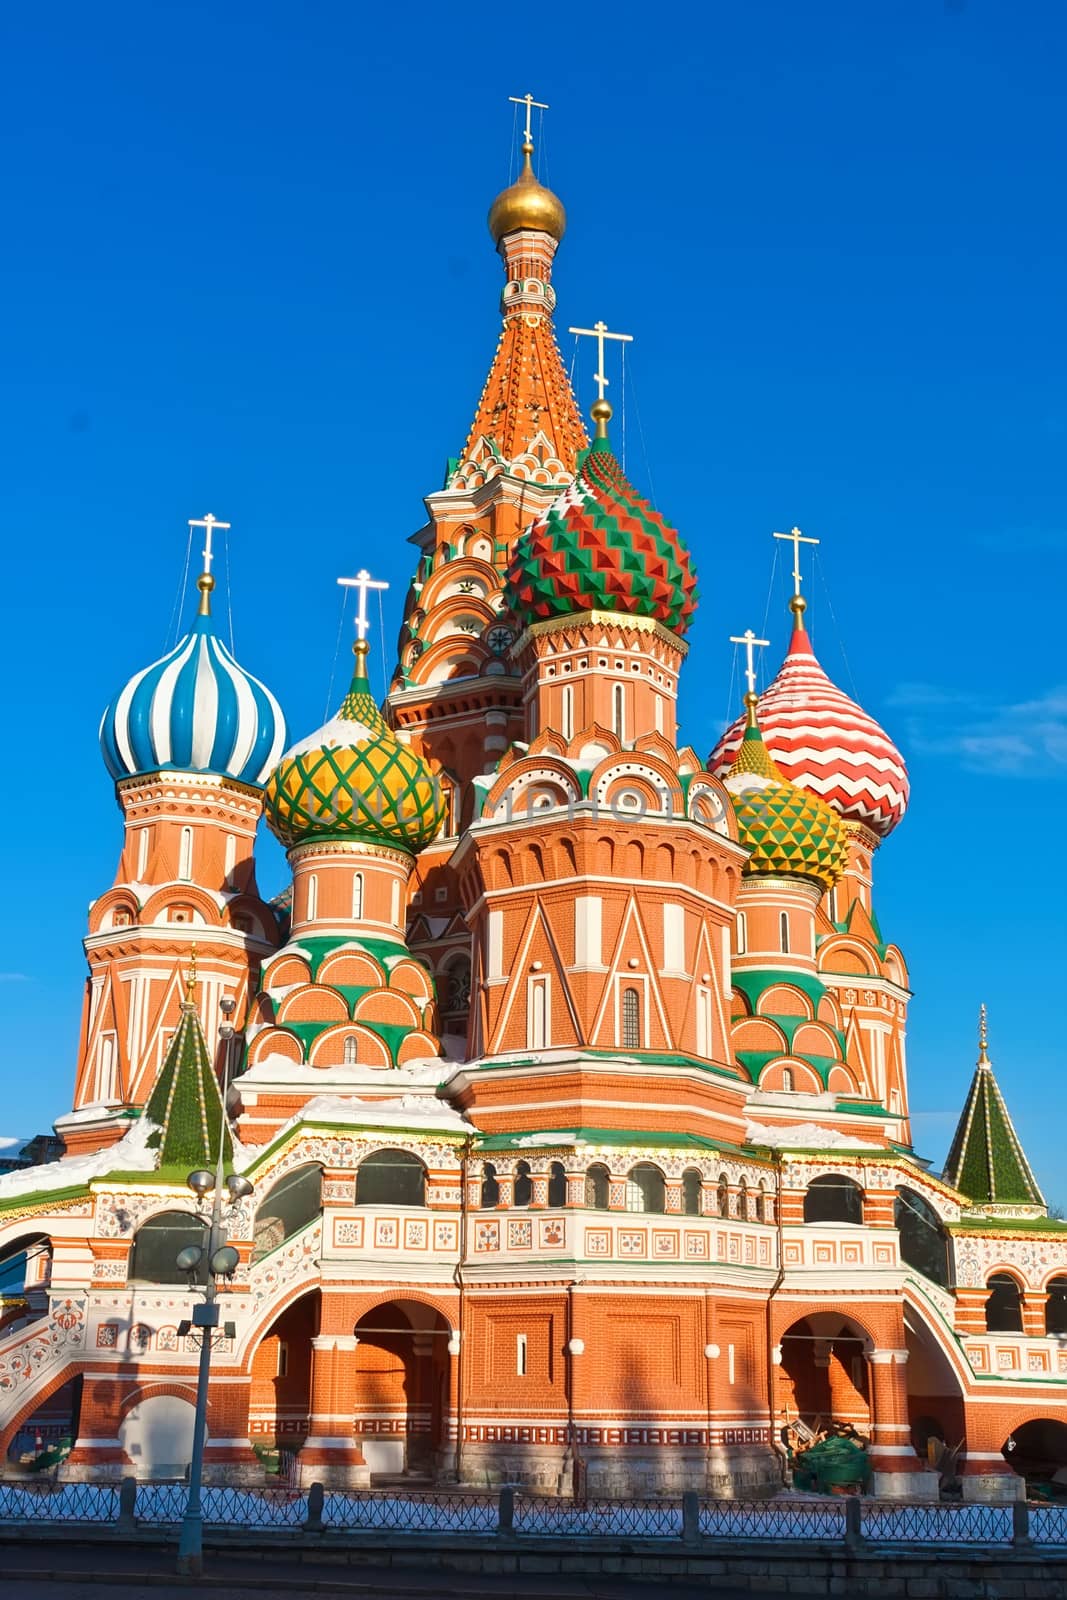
top-left (0, 1542), bottom-right (749, 1600)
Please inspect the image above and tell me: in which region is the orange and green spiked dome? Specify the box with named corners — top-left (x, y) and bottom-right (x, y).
top-left (264, 643), bottom-right (446, 854)
top-left (504, 412), bottom-right (697, 636)
top-left (724, 696), bottom-right (847, 890)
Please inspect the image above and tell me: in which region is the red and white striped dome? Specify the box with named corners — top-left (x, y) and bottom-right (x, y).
top-left (710, 612), bottom-right (909, 839)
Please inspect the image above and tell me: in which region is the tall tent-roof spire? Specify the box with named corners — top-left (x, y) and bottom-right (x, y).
top-left (942, 1006), bottom-right (1045, 1212)
top-left (144, 957), bottom-right (233, 1172)
top-left (448, 100), bottom-right (587, 492)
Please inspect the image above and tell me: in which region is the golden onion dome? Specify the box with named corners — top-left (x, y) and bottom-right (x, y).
top-left (488, 140), bottom-right (566, 245)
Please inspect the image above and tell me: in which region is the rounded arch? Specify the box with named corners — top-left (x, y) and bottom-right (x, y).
top-left (118, 1388), bottom-right (201, 1478)
top-left (129, 1211), bottom-right (207, 1284)
top-left (0, 1362), bottom-right (82, 1461)
top-left (585, 1162), bottom-right (610, 1210)
top-left (803, 1174), bottom-right (863, 1226)
top-left (625, 1162), bottom-right (665, 1214)
top-left (682, 1167), bottom-right (702, 1216)
top-left (355, 1147), bottom-right (426, 1208)
top-left (1044, 1274), bottom-right (1067, 1335)
top-left (895, 1186), bottom-right (951, 1288)
top-left (1002, 1417), bottom-right (1067, 1489)
top-left (776, 1311), bottom-right (873, 1438)
top-left (985, 1271), bottom-right (1024, 1333)
top-left (140, 883), bottom-right (222, 927)
top-left (251, 1163), bottom-right (323, 1262)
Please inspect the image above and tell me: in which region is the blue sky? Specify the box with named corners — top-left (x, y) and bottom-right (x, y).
top-left (2, 2), bottom-right (1064, 1204)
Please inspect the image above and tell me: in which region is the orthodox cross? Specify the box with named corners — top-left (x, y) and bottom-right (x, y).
top-left (729, 629), bottom-right (770, 697)
top-left (338, 568), bottom-right (389, 642)
top-left (773, 525), bottom-right (819, 600)
top-left (508, 92), bottom-right (549, 145)
top-left (189, 514), bottom-right (230, 576)
top-left (567, 321), bottom-right (634, 402)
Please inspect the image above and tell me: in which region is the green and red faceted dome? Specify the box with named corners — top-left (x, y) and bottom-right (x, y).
top-left (504, 422), bottom-right (697, 635)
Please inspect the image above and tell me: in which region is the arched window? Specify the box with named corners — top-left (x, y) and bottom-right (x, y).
top-left (355, 1149), bottom-right (426, 1208)
top-left (717, 1174), bottom-right (730, 1217)
top-left (306, 873), bottom-right (318, 922)
top-left (782, 1067), bottom-right (795, 1092)
top-left (895, 1187), bottom-right (950, 1288)
top-left (613, 683), bottom-right (625, 739)
top-left (137, 827), bottom-right (151, 878)
top-left (585, 1164), bottom-right (610, 1210)
top-left (513, 1161), bottom-right (533, 1207)
top-left (178, 826), bottom-right (193, 882)
top-left (224, 833), bottom-right (237, 885)
top-left (758, 1180), bottom-right (771, 1223)
top-left (738, 1177), bottom-right (749, 1221)
top-left (129, 1212), bottom-right (208, 1284)
top-left (443, 956), bottom-right (471, 1021)
top-left (548, 1162), bottom-right (567, 1207)
top-left (985, 1273), bottom-right (1023, 1333)
top-left (481, 1162), bottom-right (500, 1208)
top-left (343, 1036), bottom-right (358, 1065)
top-left (626, 1163), bottom-right (665, 1214)
top-left (736, 911), bottom-right (747, 956)
top-left (352, 872), bottom-right (364, 919)
top-left (803, 1174), bottom-right (863, 1226)
top-left (622, 987), bottom-right (641, 1050)
top-left (251, 1166), bottom-right (323, 1262)
top-left (1046, 1277), bottom-right (1067, 1336)
top-left (779, 912), bottom-right (790, 953)
top-left (682, 1169), bottom-right (702, 1216)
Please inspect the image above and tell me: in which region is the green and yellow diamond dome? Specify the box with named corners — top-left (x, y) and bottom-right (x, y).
top-left (723, 696), bottom-right (847, 890)
top-left (265, 643), bottom-right (446, 854)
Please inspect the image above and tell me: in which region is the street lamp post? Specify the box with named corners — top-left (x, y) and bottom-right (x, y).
top-left (175, 996), bottom-right (254, 1578)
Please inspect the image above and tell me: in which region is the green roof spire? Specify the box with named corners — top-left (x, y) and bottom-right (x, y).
top-left (942, 1005), bottom-right (1045, 1213)
top-left (144, 957), bottom-right (233, 1172)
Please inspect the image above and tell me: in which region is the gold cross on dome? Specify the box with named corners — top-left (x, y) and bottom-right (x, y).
top-left (338, 568), bottom-right (389, 642)
top-left (773, 525), bottom-right (819, 601)
top-left (508, 92), bottom-right (549, 145)
top-left (729, 628), bottom-right (770, 698)
top-left (568, 321), bottom-right (634, 402)
top-left (189, 513), bottom-right (231, 577)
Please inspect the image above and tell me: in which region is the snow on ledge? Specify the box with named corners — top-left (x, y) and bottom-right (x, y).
top-left (745, 1119), bottom-right (884, 1151)
top-left (239, 1054), bottom-right (451, 1089)
top-left (265, 1094), bottom-right (471, 1146)
top-left (0, 1117), bottom-right (161, 1200)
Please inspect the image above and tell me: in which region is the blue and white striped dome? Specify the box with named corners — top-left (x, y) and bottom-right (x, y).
top-left (100, 613), bottom-right (287, 788)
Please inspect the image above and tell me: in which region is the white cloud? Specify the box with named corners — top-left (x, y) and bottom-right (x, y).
top-left (888, 682), bottom-right (1067, 776)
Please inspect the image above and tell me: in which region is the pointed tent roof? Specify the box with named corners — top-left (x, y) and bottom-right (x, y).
top-left (144, 997), bottom-right (232, 1172)
top-left (942, 1008), bottom-right (1044, 1210)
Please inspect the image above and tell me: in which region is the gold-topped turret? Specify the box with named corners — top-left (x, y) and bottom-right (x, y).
top-left (488, 137), bottom-right (566, 245)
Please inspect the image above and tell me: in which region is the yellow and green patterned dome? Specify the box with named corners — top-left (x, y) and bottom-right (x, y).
top-left (265, 643), bottom-right (446, 854)
top-left (723, 696), bottom-right (847, 890)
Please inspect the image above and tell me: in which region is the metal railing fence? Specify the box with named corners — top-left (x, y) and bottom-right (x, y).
top-left (0, 1479), bottom-right (1064, 1550)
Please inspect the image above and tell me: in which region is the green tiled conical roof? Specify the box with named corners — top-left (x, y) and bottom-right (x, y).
top-left (943, 1008), bottom-right (1044, 1210)
top-left (145, 998), bottom-right (232, 1172)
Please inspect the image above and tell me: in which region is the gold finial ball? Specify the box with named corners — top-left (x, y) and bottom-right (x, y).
top-left (488, 141), bottom-right (567, 246)
top-left (789, 594), bottom-right (807, 618)
top-left (197, 574), bottom-right (215, 594)
top-left (591, 399), bottom-right (613, 425)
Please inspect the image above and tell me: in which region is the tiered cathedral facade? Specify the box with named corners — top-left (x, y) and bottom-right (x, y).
top-left (1, 127), bottom-right (1065, 1502)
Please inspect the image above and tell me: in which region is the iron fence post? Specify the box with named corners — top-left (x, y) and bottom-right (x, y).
top-left (1011, 1499), bottom-right (1032, 1550)
top-left (498, 1485), bottom-right (515, 1535)
top-left (117, 1477), bottom-right (138, 1532)
top-left (303, 1482), bottom-right (325, 1533)
top-left (682, 1490), bottom-right (700, 1546)
top-left (843, 1495), bottom-right (865, 1552)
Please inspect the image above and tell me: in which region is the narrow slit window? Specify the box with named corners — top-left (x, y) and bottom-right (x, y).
top-left (622, 986), bottom-right (641, 1050)
top-left (613, 683), bottom-right (625, 739)
top-left (352, 872), bottom-right (364, 919)
top-left (178, 826), bottom-right (193, 882)
top-left (516, 1333), bottom-right (528, 1376)
top-left (779, 912), bottom-right (790, 953)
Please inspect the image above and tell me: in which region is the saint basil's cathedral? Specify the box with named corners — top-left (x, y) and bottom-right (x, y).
top-left (1, 113), bottom-right (1065, 1503)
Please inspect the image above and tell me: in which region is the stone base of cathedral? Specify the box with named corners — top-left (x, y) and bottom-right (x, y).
top-left (456, 1442), bottom-right (783, 1498)
top-left (961, 1471), bottom-right (1025, 1503)
top-left (870, 1470), bottom-right (939, 1500)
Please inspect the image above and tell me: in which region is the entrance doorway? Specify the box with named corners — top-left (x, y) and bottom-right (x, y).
top-left (353, 1301), bottom-right (452, 1481)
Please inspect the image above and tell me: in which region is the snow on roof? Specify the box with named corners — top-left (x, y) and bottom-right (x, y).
top-left (239, 1054), bottom-right (450, 1089)
top-left (0, 1117), bottom-right (160, 1201)
top-left (745, 1119), bottom-right (883, 1151)
top-left (281, 715), bottom-right (377, 762)
top-left (263, 1094), bottom-right (471, 1149)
